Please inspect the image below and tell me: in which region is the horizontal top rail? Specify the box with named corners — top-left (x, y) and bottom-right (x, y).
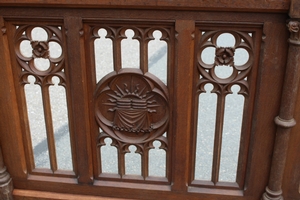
top-left (0, 0), bottom-right (291, 13)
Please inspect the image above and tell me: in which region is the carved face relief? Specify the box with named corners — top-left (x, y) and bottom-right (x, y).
top-left (95, 70), bottom-right (169, 143)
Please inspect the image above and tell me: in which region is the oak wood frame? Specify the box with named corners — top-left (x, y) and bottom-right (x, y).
top-left (0, 1), bottom-right (299, 200)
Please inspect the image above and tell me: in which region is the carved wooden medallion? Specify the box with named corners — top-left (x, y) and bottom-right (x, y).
top-left (95, 69), bottom-right (169, 144)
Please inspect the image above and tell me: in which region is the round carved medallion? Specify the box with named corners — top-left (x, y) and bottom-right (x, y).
top-left (95, 69), bottom-right (169, 143)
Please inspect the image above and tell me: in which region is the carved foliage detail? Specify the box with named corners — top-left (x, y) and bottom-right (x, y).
top-left (215, 47), bottom-right (235, 66)
top-left (95, 69), bottom-right (169, 144)
top-left (31, 41), bottom-right (49, 58)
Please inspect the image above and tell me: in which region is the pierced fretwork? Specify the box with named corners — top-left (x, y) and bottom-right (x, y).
top-left (14, 24), bottom-right (73, 173)
top-left (192, 29), bottom-right (255, 187)
top-left (89, 23), bottom-right (173, 183)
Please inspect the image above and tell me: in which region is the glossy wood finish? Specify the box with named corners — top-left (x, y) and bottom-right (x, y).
top-left (0, 1), bottom-right (299, 200)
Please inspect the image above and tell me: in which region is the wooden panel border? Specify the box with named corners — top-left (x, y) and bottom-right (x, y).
top-left (0, 0), bottom-right (290, 13)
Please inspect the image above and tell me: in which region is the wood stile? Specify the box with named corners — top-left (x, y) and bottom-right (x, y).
top-left (0, 1), bottom-right (299, 200)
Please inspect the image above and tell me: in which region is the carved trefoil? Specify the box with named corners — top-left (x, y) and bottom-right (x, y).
top-left (14, 25), bottom-right (74, 172)
top-left (192, 29), bottom-right (256, 186)
top-left (90, 23), bottom-right (172, 180)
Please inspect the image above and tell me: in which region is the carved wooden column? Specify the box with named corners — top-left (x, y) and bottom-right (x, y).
top-left (0, 147), bottom-right (13, 200)
top-left (261, 8), bottom-right (300, 200)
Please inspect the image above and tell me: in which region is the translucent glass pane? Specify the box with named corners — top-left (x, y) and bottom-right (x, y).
top-left (214, 65), bottom-right (233, 79)
top-left (234, 48), bottom-right (249, 66)
top-left (31, 27), bottom-right (48, 41)
top-left (94, 28), bottom-right (114, 82)
top-left (25, 75), bottom-right (50, 168)
top-left (49, 76), bottom-right (72, 170)
top-left (149, 140), bottom-right (166, 177)
top-left (121, 29), bottom-right (140, 69)
top-left (101, 138), bottom-right (118, 174)
top-left (216, 33), bottom-right (235, 47)
top-left (195, 84), bottom-right (217, 180)
top-left (148, 30), bottom-right (167, 84)
top-left (201, 47), bottom-right (215, 65)
top-left (125, 145), bottom-right (141, 175)
top-left (219, 85), bottom-right (244, 182)
top-left (34, 58), bottom-right (50, 71)
top-left (49, 41), bottom-right (62, 59)
top-left (20, 40), bottom-right (32, 57)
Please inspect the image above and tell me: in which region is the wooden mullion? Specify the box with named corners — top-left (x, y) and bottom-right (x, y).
top-left (41, 86), bottom-right (57, 172)
top-left (139, 38), bottom-right (148, 73)
top-left (141, 149), bottom-right (149, 179)
top-left (119, 150), bottom-right (125, 178)
top-left (211, 93), bottom-right (226, 184)
top-left (113, 35), bottom-right (122, 71)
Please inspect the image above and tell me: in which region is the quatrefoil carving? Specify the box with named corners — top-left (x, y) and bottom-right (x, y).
top-left (15, 25), bottom-right (64, 76)
top-left (198, 31), bottom-right (254, 84)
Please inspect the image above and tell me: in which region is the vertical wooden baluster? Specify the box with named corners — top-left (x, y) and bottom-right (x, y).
top-left (262, 1), bottom-right (300, 199)
top-left (64, 16), bottom-right (93, 184)
top-left (172, 20), bottom-right (195, 192)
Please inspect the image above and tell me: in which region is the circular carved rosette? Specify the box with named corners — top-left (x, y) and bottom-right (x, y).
top-left (95, 69), bottom-right (169, 144)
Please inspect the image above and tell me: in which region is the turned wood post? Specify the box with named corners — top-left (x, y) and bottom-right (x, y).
top-left (262, 1), bottom-right (300, 199)
top-left (0, 146), bottom-right (13, 200)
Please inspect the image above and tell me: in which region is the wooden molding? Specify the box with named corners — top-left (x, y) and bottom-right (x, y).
top-left (13, 189), bottom-right (134, 200)
top-left (0, 0), bottom-right (290, 13)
